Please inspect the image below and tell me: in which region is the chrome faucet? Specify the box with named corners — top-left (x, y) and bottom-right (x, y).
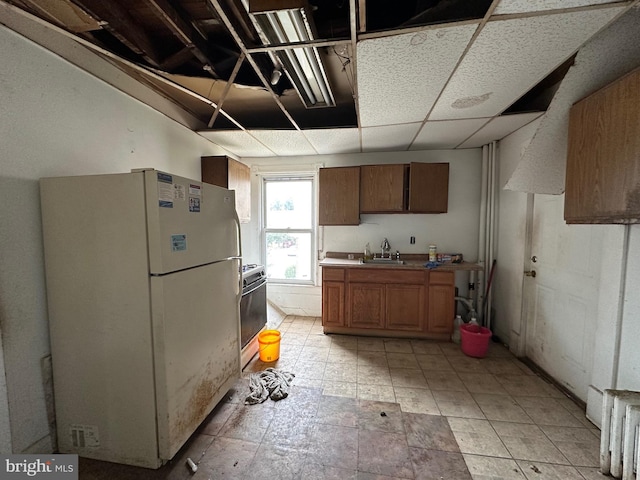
top-left (381, 238), bottom-right (391, 258)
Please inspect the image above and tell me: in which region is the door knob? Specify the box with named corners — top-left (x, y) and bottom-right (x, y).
top-left (524, 270), bottom-right (537, 278)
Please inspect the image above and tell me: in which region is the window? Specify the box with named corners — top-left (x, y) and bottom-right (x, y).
top-left (263, 176), bottom-right (315, 284)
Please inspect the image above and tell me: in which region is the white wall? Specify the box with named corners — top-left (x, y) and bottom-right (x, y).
top-left (0, 25), bottom-right (227, 453)
top-left (241, 149), bottom-right (483, 316)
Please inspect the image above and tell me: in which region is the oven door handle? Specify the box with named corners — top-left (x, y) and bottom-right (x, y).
top-left (242, 280), bottom-right (266, 296)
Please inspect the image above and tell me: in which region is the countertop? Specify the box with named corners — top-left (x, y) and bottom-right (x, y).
top-left (319, 255), bottom-right (483, 272)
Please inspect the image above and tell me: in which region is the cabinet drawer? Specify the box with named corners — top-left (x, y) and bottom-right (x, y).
top-left (323, 268), bottom-right (345, 281)
top-left (429, 271), bottom-right (454, 285)
top-left (348, 268), bottom-right (425, 284)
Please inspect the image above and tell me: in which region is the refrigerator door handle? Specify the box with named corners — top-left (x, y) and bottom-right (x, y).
top-left (233, 208), bottom-right (243, 305)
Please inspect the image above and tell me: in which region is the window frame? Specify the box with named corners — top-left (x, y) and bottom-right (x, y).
top-left (261, 174), bottom-right (316, 286)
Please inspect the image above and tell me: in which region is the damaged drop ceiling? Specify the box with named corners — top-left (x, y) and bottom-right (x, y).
top-left (0, 0), bottom-right (637, 157)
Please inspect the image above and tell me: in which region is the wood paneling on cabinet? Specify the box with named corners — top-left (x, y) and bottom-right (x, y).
top-left (360, 164), bottom-right (406, 213)
top-left (408, 162), bottom-right (449, 213)
top-left (428, 271), bottom-right (455, 334)
top-left (565, 67), bottom-right (640, 224)
top-left (318, 167), bottom-right (360, 225)
top-left (321, 266), bottom-right (453, 339)
top-left (201, 156), bottom-right (251, 223)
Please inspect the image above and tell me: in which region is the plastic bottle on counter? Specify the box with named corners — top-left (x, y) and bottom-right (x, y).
top-left (451, 315), bottom-right (462, 344)
top-left (364, 243), bottom-right (371, 260)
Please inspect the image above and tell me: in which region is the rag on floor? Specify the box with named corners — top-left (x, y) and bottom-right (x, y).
top-left (245, 367), bottom-right (295, 405)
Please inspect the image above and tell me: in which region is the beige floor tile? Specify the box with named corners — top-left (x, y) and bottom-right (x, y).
top-left (357, 365), bottom-right (392, 386)
top-left (386, 352), bottom-right (420, 369)
top-left (458, 373), bottom-right (508, 394)
top-left (453, 426), bottom-right (511, 457)
top-left (439, 343), bottom-right (465, 357)
top-left (416, 354), bottom-right (454, 372)
top-left (539, 425), bottom-right (600, 467)
top-left (329, 335), bottom-right (358, 350)
top-left (496, 375), bottom-right (557, 397)
top-left (463, 455), bottom-right (526, 479)
top-left (433, 390), bottom-right (485, 419)
top-left (516, 461), bottom-right (583, 479)
top-left (473, 393), bottom-right (535, 424)
top-left (448, 355), bottom-right (490, 374)
top-left (389, 367), bottom-right (429, 388)
top-left (357, 384), bottom-right (396, 402)
top-left (324, 363), bottom-right (358, 383)
top-left (293, 376), bottom-right (324, 388)
top-left (424, 371), bottom-right (467, 391)
top-left (294, 360), bottom-right (326, 380)
top-left (383, 338), bottom-right (413, 353)
top-left (482, 358), bottom-right (528, 375)
top-left (575, 466), bottom-right (604, 479)
top-left (410, 340), bottom-right (443, 355)
top-left (326, 348), bottom-right (359, 363)
top-left (357, 351), bottom-right (389, 367)
top-left (394, 387), bottom-right (440, 415)
top-left (448, 417), bottom-right (497, 436)
top-left (322, 381), bottom-right (357, 398)
top-left (300, 346), bottom-right (330, 362)
top-left (357, 337), bottom-right (386, 352)
top-left (513, 397), bottom-right (585, 427)
top-left (305, 334), bottom-right (333, 348)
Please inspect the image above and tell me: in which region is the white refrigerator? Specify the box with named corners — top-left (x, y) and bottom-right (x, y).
top-left (40, 169), bottom-right (242, 468)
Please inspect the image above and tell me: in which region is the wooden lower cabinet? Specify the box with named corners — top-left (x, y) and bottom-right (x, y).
top-left (322, 281), bottom-right (345, 327)
top-left (322, 266), bottom-right (452, 338)
top-left (386, 284), bottom-right (425, 332)
top-left (428, 271), bottom-right (455, 334)
top-left (322, 268), bottom-right (346, 327)
top-left (348, 283), bottom-right (385, 329)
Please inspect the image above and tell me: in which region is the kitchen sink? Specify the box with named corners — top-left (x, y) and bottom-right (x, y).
top-left (361, 258), bottom-right (405, 265)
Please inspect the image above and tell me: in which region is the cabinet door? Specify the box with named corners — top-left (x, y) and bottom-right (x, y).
top-left (428, 271), bottom-right (455, 334)
top-left (386, 284), bottom-right (425, 331)
top-left (408, 163), bottom-right (449, 213)
top-left (319, 167), bottom-right (360, 225)
top-left (348, 283), bottom-right (385, 329)
top-left (201, 156), bottom-right (251, 223)
top-left (360, 164), bottom-right (406, 213)
top-left (322, 281), bottom-right (345, 327)
top-left (565, 67), bottom-right (640, 224)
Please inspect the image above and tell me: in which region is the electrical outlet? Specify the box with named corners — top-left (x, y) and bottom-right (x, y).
top-left (410, 236), bottom-right (415, 244)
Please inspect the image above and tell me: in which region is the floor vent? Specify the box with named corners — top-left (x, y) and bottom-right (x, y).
top-left (601, 389), bottom-right (640, 479)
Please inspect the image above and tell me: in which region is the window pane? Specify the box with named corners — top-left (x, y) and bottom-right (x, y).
top-left (265, 180), bottom-right (312, 229)
top-left (266, 232), bottom-right (312, 281)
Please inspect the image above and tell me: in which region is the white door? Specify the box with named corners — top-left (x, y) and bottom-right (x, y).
top-left (150, 258), bottom-right (241, 460)
top-left (523, 194), bottom-right (603, 401)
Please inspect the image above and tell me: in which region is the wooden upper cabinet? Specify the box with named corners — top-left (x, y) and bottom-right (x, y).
top-left (318, 167), bottom-right (360, 225)
top-left (408, 162), bottom-right (449, 213)
top-left (360, 164), bottom-right (407, 213)
top-left (201, 156), bottom-right (251, 223)
top-left (565, 67), bottom-right (640, 224)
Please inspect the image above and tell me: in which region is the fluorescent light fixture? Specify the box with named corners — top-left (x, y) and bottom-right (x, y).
top-left (249, 0), bottom-right (335, 108)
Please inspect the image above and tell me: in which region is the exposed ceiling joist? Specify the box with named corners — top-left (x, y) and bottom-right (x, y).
top-left (141, 0), bottom-right (221, 77)
top-left (70, 0), bottom-right (162, 66)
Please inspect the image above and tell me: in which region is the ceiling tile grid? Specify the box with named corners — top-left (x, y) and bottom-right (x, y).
top-left (494, 0), bottom-right (621, 15)
top-left (356, 24), bottom-right (478, 128)
top-left (249, 130), bottom-right (319, 156)
top-left (197, 131), bottom-right (274, 157)
top-left (428, 6), bottom-right (625, 121)
top-left (410, 118), bottom-right (490, 150)
top-left (361, 123), bottom-right (422, 152)
top-left (304, 128), bottom-right (361, 155)
top-left (458, 112), bottom-right (544, 148)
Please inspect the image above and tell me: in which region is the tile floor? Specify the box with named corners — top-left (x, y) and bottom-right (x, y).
top-left (79, 315), bottom-right (601, 479)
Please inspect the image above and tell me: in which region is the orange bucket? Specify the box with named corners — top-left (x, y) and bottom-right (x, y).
top-left (258, 330), bottom-right (281, 362)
